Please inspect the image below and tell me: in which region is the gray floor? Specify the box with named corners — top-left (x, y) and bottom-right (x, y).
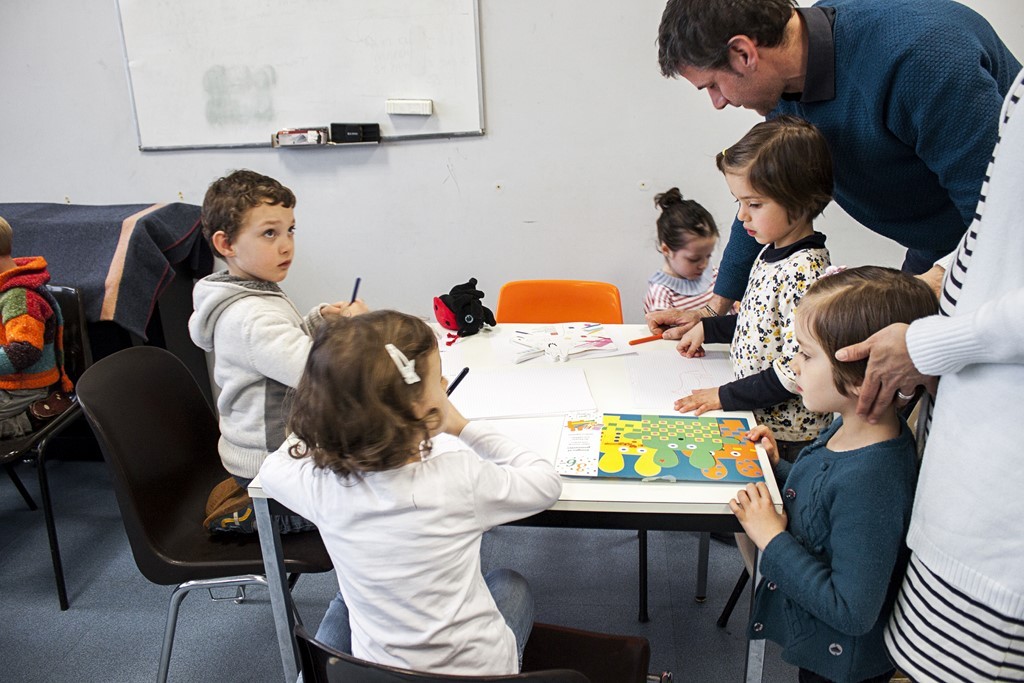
top-left (1, 458), bottom-right (797, 682)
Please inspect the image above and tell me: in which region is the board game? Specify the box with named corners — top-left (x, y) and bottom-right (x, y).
top-left (555, 412), bottom-right (765, 483)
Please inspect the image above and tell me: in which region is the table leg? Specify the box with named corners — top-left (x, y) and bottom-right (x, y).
top-left (743, 547), bottom-right (764, 683)
top-left (695, 532), bottom-right (710, 602)
top-left (254, 497), bottom-right (299, 683)
top-left (638, 529), bottom-right (649, 623)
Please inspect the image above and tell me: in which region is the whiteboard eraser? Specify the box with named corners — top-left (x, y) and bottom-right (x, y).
top-left (386, 99), bottom-right (434, 116)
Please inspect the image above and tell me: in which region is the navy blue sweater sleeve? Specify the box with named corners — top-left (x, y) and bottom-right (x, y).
top-left (701, 314), bottom-right (738, 343)
top-left (714, 217), bottom-right (759, 302)
top-left (719, 368), bottom-right (795, 411)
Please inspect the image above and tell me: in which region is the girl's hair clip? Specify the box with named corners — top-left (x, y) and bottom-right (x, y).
top-left (822, 265), bottom-right (848, 278)
top-left (385, 343), bottom-right (421, 385)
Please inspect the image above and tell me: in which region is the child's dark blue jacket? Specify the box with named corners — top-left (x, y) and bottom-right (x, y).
top-left (749, 417), bottom-right (917, 683)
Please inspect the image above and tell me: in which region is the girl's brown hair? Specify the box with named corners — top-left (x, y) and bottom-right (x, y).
top-left (716, 115), bottom-right (833, 224)
top-left (797, 266), bottom-right (938, 397)
top-left (654, 187), bottom-right (718, 252)
top-left (287, 311), bottom-right (439, 477)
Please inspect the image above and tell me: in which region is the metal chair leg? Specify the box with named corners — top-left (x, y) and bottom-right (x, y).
top-left (716, 568), bottom-right (749, 628)
top-left (158, 575), bottom-right (267, 683)
top-left (4, 462), bottom-right (38, 510)
top-left (37, 442), bottom-right (69, 610)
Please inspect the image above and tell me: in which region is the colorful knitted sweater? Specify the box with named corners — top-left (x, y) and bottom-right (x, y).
top-left (0, 257), bottom-right (73, 392)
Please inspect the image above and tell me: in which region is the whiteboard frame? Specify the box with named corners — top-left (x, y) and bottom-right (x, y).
top-left (115, 0), bottom-right (485, 151)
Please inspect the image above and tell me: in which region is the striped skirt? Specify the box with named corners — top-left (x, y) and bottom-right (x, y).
top-left (884, 555), bottom-right (1024, 682)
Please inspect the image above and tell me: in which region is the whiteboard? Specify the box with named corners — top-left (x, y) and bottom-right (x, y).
top-left (116, 0), bottom-right (483, 150)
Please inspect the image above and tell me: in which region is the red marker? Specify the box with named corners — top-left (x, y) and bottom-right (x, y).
top-left (628, 332), bottom-right (663, 346)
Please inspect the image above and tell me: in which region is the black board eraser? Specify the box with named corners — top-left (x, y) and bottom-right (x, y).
top-left (329, 123), bottom-right (381, 144)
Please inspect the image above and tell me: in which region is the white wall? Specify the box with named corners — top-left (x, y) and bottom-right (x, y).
top-left (1, 0), bottom-right (1022, 323)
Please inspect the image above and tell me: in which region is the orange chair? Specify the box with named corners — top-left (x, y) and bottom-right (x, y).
top-left (495, 280), bottom-right (623, 324)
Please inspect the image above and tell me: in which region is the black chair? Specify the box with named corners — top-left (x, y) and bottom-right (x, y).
top-left (1, 284), bottom-right (92, 610)
top-left (75, 345), bottom-right (333, 683)
top-left (296, 621), bottom-right (655, 683)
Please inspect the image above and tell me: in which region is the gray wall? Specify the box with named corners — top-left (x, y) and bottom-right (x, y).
top-left (2, 0), bottom-right (1022, 322)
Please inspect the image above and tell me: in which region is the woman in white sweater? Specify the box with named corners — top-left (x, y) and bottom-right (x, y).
top-left (836, 69), bottom-right (1024, 682)
top-left (259, 310), bottom-right (562, 675)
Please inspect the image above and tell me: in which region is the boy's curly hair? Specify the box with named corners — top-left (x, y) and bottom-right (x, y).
top-left (201, 169), bottom-right (296, 254)
top-left (287, 311), bottom-right (439, 478)
top-left (798, 267), bottom-right (938, 397)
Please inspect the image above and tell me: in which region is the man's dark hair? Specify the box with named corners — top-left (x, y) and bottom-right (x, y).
top-left (657, 0), bottom-right (796, 76)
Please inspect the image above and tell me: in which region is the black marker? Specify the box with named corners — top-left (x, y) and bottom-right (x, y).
top-left (349, 276), bottom-right (362, 304)
top-left (446, 367), bottom-right (469, 396)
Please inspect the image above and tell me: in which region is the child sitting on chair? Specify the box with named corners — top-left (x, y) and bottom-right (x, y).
top-left (643, 187), bottom-right (721, 315)
top-left (188, 169), bottom-right (368, 520)
top-left (733, 267), bottom-right (937, 683)
top-left (259, 310), bottom-right (562, 675)
top-left (0, 215), bottom-right (74, 438)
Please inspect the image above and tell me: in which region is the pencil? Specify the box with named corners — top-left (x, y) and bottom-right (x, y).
top-left (446, 367), bottom-right (469, 396)
top-left (628, 332), bottom-right (663, 346)
top-left (349, 276), bottom-right (362, 304)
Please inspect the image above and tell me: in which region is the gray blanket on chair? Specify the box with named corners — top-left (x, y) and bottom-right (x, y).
top-left (0, 202), bottom-right (212, 340)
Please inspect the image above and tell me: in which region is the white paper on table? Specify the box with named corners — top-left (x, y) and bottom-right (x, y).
top-left (449, 366), bottom-right (596, 419)
top-left (487, 324), bottom-right (636, 364)
top-left (439, 343), bottom-right (466, 381)
top-left (625, 351), bottom-right (735, 412)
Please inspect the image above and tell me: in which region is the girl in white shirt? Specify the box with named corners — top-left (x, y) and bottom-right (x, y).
top-left (259, 310), bottom-right (562, 675)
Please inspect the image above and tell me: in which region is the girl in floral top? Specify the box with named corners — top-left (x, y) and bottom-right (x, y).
top-left (674, 115), bottom-right (832, 462)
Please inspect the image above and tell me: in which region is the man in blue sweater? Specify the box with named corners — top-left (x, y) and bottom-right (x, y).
top-left (648, 0), bottom-right (1020, 337)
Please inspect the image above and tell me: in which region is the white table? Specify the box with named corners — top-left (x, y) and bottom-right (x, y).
top-left (250, 323), bottom-right (780, 682)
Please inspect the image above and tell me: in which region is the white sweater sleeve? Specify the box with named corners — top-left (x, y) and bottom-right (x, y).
top-left (244, 307), bottom-right (315, 388)
top-left (458, 422), bottom-right (563, 529)
top-left (907, 287), bottom-right (1024, 375)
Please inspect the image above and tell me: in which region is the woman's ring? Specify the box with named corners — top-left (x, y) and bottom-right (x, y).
top-left (896, 389), bottom-right (915, 401)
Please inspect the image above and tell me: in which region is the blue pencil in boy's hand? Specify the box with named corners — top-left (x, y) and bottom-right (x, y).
top-left (446, 367), bottom-right (469, 396)
top-left (349, 277), bottom-right (362, 304)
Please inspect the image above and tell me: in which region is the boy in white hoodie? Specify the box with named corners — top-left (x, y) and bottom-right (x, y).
top-left (189, 170), bottom-right (368, 524)
top-left (190, 171), bottom-right (367, 654)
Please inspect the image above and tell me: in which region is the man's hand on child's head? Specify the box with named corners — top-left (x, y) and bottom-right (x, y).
top-left (834, 322), bottom-right (933, 424)
top-left (646, 308), bottom-right (702, 339)
top-left (673, 387), bottom-right (721, 416)
top-left (730, 482), bottom-right (786, 551)
top-left (745, 426), bottom-right (779, 467)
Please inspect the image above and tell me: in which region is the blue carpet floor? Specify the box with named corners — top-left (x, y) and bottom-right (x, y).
top-left (1, 458), bottom-right (796, 682)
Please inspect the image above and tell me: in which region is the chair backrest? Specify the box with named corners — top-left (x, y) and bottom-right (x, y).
top-left (521, 623), bottom-right (650, 683)
top-left (75, 346), bottom-right (231, 584)
top-left (295, 625), bottom-right (590, 683)
top-left (46, 285), bottom-right (93, 385)
top-left (495, 281), bottom-right (623, 324)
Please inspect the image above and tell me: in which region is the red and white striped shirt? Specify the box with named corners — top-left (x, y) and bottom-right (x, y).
top-left (642, 268), bottom-right (717, 314)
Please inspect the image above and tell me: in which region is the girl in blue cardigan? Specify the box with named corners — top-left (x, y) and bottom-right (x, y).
top-left (730, 267), bottom-right (936, 683)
